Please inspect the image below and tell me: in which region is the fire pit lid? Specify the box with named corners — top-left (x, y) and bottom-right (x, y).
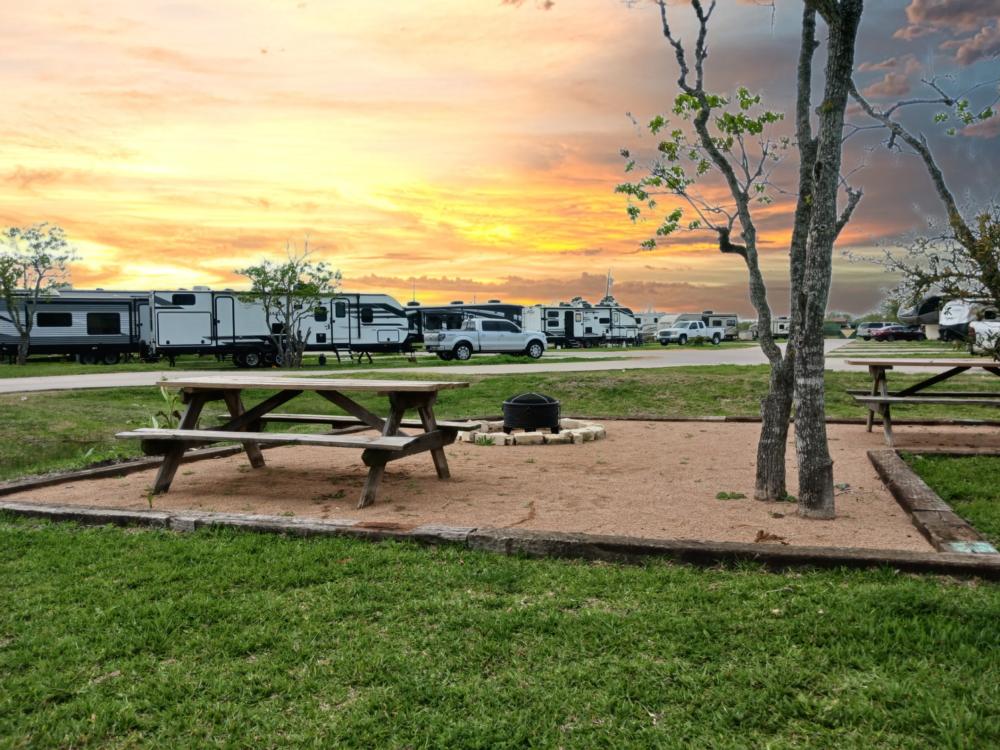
top-left (503, 392), bottom-right (559, 406)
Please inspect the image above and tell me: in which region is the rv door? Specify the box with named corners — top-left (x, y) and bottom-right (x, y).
top-left (331, 297), bottom-right (351, 346)
top-left (214, 295), bottom-right (236, 344)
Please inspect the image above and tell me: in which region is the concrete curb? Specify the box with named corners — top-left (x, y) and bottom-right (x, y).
top-left (868, 449), bottom-right (999, 556)
top-left (3, 501), bottom-right (999, 579)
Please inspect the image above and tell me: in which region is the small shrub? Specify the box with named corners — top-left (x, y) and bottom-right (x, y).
top-left (474, 433), bottom-right (495, 446)
top-left (715, 491), bottom-right (747, 500)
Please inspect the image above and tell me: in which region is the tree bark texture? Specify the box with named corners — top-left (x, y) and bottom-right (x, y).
top-left (795, 0), bottom-right (864, 520)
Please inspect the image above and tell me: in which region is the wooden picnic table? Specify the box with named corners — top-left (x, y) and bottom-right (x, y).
top-left (116, 376), bottom-right (471, 508)
top-left (845, 358), bottom-right (1000, 445)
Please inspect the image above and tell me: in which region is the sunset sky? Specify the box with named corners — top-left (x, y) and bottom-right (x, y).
top-left (2, 0), bottom-right (998, 315)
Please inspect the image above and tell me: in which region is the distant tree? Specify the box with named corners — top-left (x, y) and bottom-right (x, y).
top-left (0, 224), bottom-right (77, 365)
top-left (849, 79), bottom-right (1000, 309)
top-left (236, 240), bottom-right (341, 368)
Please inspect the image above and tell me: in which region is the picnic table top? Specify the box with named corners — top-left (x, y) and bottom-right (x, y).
top-left (157, 375), bottom-right (470, 393)
top-left (845, 358), bottom-right (1000, 369)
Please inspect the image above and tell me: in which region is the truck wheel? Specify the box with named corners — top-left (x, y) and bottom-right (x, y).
top-left (711, 334), bottom-right (721, 345)
top-left (659, 341), bottom-right (668, 346)
top-left (101, 352), bottom-right (121, 365)
top-left (526, 341), bottom-right (544, 359)
top-left (244, 351), bottom-right (263, 368)
top-left (678, 335), bottom-right (688, 345)
top-left (436, 352), bottom-right (454, 361)
top-left (454, 343), bottom-right (473, 361)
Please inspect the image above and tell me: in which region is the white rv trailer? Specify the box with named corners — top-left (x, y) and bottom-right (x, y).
top-left (749, 316), bottom-right (790, 340)
top-left (634, 311), bottom-right (672, 342)
top-left (673, 311), bottom-right (740, 340)
top-left (149, 289), bottom-right (414, 366)
top-left (0, 289), bottom-right (151, 364)
top-left (522, 302), bottom-right (640, 346)
top-left (938, 299), bottom-right (998, 342)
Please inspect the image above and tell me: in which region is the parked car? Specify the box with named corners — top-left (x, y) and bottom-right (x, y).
top-left (855, 322), bottom-right (893, 341)
top-left (657, 319), bottom-right (725, 345)
top-left (870, 324), bottom-right (926, 342)
top-left (424, 317), bottom-right (547, 361)
top-left (968, 319), bottom-right (1000, 357)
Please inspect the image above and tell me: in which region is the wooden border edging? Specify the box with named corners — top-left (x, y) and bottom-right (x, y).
top-left (3, 501), bottom-right (999, 579)
top-left (868, 449), bottom-right (999, 555)
top-left (0, 445), bottom-right (253, 498)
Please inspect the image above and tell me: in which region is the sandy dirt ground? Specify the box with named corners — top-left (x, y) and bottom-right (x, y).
top-left (10, 421), bottom-right (1000, 551)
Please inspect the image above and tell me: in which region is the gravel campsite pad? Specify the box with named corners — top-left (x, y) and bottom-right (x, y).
top-left (10, 422), bottom-right (1000, 552)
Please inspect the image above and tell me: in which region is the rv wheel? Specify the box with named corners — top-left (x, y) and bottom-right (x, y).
top-left (454, 343), bottom-right (473, 361)
top-left (233, 353), bottom-right (248, 368)
top-left (244, 351), bottom-right (263, 368)
top-left (526, 341), bottom-right (544, 359)
top-left (101, 352), bottom-right (121, 365)
top-left (318, 354), bottom-right (327, 366)
top-left (678, 334), bottom-right (688, 345)
top-left (79, 352), bottom-right (99, 365)
top-left (711, 333), bottom-right (721, 345)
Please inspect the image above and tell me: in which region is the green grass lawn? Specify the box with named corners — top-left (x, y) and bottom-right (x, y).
top-left (1, 518), bottom-right (997, 749)
top-left (905, 454), bottom-right (1000, 546)
top-left (0, 352), bottom-right (619, 379)
top-left (3, 365), bottom-right (999, 482)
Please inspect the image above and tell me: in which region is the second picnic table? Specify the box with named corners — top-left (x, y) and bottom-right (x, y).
top-left (846, 358), bottom-right (1000, 445)
top-left (117, 375), bottom-right (471, 508)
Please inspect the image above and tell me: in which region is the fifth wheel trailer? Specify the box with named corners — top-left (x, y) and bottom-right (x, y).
top-left (149, 290), bottom-right (414, 365)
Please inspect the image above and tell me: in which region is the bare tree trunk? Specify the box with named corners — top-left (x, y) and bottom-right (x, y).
top-left (755, 358), bottom-right (793, 500)
top-left (16, 336), bottom-right (29, 366)
top-left (794, 0), bottom-right (864, 519)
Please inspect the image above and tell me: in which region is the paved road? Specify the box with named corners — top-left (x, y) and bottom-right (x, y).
top-left (0, 341), bottom-right (867, 393)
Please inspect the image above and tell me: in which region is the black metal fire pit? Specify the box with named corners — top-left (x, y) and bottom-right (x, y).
top-left (502, 392), bottom-right (561, 434)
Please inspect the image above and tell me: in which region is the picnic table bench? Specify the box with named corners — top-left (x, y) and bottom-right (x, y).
top-left (846, 358), bottom-right (1000, 446)
top-left (116, 376), bottom-right (471, 508)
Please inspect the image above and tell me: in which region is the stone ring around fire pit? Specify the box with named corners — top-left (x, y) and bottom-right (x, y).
top-left (457, 418), bottom-right (607, 446)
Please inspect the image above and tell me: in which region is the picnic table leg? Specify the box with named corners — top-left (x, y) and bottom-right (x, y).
top-left (358, 399), bottom-right (406, 509)
top-left (222, 391), bottom-right (266, 469)
top-left (866, 366), bottom-right (884, 433)
top-left (417, 396), bottom-right (450, 480)
top-left (152, 393), bottom-right (207, 493)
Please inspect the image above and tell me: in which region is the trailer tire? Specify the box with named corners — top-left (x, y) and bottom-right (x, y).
top-left (678, 335), bottom-right (688, 345)
top-left (711, 333), bottom-right (721, 345)
top-left (243, 351), bottom-right (263, 368)
top-left (233, 353), bottom-right (248, 368)
top-left (436, 352), bottom-right (454, 361)
top-left (318, 354), bottom-right (327, 366)
top-left (525, 341), bottom-right (544, 359)
top-left (453, 343), bottom-right (473, 361)
top-left (101, 352), bottom-right (121, 365)
top-left (79, 352), bottom-right (99, 365)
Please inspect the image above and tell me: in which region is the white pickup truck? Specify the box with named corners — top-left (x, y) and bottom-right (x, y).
top-left (425, 318), bottom-right (547, 361)
top-left (657, 319), bottom-right (725, 345)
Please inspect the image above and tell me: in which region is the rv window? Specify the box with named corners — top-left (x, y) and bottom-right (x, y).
top-left (727, 319), bottom-right (736, 326)
top-left (313, 307), bottom-right (328, 322)
top-left (547, 310), bottom-right (559, 318)
top-left (86, 313), bottom-right (121, 335)
top-left (599, 317), bottom-right (610, 324)
top-left (360, 306), bottom-right (374, 324)
top-left (37, 312), bottom-right (72, 327)
top-left (270, 322), bottom-right (287, 335)
top-left (335, 301), bottom-right (347, 318)
top-left (171, 293), bottom-right (196, 306)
